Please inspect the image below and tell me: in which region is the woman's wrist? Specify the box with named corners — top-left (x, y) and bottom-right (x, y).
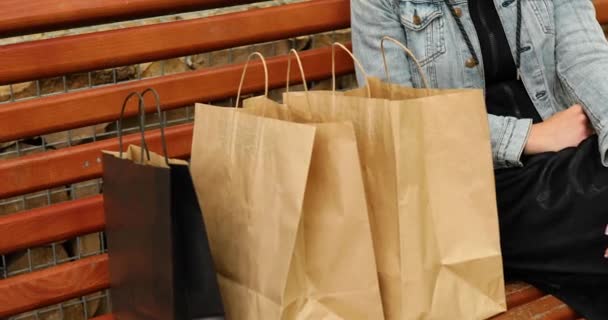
top-left (523, 123), bottom-right (544, 155)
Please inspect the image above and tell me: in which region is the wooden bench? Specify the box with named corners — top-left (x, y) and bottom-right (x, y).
top-left (0, 1), bottom-right (606, 319)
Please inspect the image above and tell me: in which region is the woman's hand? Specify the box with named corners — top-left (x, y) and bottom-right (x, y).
top-left (524, 104), bottom-right (595, 155)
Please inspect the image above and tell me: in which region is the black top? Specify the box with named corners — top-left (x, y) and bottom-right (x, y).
top-left (468, 0), bottom-right (543, 123)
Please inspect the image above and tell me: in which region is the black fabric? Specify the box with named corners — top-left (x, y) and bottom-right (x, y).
top-left (469, 0), bottom-right (516, 83)
top-left (467, 1), bottom-right (608, 319)
top-left (468, 0), bottom-right (543, 123)
top-left (103, 154), bottom-right (224, 320)
top-left (496, 137), bottom-right (608, 319)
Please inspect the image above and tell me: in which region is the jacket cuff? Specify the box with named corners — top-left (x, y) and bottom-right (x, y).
top-left (495, 118), bottom-right (532, 168)
top-left (598, 126), bottom-right (608, 167)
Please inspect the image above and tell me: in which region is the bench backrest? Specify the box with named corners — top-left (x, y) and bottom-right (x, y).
top-left (0, 1), bottom-right (606, 318)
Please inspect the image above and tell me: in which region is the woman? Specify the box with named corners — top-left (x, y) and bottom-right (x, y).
top-left (351, 0), bottom-right (608, 318)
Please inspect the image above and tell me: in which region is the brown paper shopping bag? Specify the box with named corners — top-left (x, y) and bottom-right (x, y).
top-left (284, 40), bottom-right (506, 320)
top-left (189, 52), bottom-right (384, 320)
top-left (281, 44), bottom-right (403, 319)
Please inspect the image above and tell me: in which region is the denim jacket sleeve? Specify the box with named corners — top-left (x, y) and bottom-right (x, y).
top-left (351, 0), bottom-right (532, 169)
top-left (554, 0), bottom-right (608, 166)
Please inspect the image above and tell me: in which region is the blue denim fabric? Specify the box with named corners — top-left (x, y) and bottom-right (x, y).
top-left (352, 0), bottom-right (608, 168)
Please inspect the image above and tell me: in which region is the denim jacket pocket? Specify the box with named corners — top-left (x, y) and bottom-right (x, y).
top-left (527, 0), bottom-right (555, 34)
top-left (398, 0), bottom-right (446, 66)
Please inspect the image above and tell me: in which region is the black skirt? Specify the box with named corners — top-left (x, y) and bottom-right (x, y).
top-left (495, 135), bottom-right (608, 319)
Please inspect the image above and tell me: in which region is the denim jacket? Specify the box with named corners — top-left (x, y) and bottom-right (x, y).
top-left (352, 0), bottom-right (608, 169)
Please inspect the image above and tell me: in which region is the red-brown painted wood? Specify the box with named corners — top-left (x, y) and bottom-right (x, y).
top-left (0, 124), bottom-right (194, 199)
top-left (0, 45), bottom-right (354, 143)
top-left (505, 281), bottom-right (546, 309)
top-left (0, 254), bottom-right (110, 317)
top-left (597, 0), bottom-right (608, 24)
top-left (0, 0), bottom-right (350, 85)
top-left (492, 295), bottom-right (578, 320)
top-left (0, 0), bottom-right (264, 38)
top-left (0, 195), bottom-right (104, 254)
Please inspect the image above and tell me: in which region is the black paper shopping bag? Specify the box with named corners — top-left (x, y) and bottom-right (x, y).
top-left (103, 89), bottom-right (224, 320)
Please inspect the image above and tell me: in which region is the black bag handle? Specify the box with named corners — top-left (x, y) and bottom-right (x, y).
top-left (141, 87), bottom-right (170, 166)
top-left (118, 91), bottom-right (149, 164)
top-left (117, 88), bottom-right (170, 166)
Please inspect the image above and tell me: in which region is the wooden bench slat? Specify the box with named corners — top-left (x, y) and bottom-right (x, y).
top-left (0, 195), bottom-right (104, 254)
top-left (0, 0), bottom-right (350, 85)
top-left (492, 295), bottom-right (578, 320)
top-left (0, 254), bottom-right (109, 317)
top-left (0, 44), bottom-right (354, 143)
top-left (597, 0), bottom-right (608, 25)
top-left (0, 124), bottom-right (193, 199)
top-left (505, 281), bottom-right (546, 309)
top-left (0, 0), bottom-right (264, 38)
